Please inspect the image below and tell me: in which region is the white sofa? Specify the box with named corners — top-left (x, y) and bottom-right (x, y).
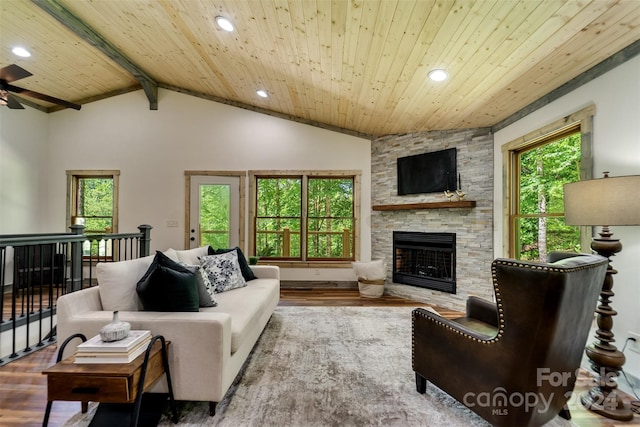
top-left (55, 246), bottom-right (280, 414)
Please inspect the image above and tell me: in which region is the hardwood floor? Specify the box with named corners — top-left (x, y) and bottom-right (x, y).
top-left (0, 288), bottom-right (637, 427)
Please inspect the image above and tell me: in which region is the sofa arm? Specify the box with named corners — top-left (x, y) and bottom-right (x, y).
top-left (250, 265), bottom-right (280, 280)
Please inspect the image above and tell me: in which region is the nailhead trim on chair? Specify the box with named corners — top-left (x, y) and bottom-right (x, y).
top-left (412, 256), bottom-right (608, 362)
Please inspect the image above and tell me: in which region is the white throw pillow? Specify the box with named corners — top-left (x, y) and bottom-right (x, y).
top-left (199, 251), bottom-right (247, 293)
top-left (174, 246), bottom-right (209, 265)
top-left (97, 255), bottom-right (155, 311)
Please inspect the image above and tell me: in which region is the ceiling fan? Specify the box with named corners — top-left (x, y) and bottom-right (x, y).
top-left (0, 64), bottom-right (81, 110)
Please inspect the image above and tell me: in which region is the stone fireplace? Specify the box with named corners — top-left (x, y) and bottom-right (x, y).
top-left (393, 231), bottom-right (456, 293)
top-left (370, 128), bottom-right (495, 310)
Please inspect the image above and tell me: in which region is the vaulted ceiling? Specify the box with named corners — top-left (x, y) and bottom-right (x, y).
top-left (2, 0), bottom-right (640, 138)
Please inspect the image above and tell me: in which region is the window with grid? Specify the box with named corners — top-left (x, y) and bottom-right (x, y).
top-left (510, 131), bottom-right (581, 261)
top-left (67, 170), bottom-right (119, 257)
top-left (252, 173), bottom-right (356, 261)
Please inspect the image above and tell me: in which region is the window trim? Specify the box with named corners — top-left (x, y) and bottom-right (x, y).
top-left (501, 105), bottom-right (594, 257)
top-left (249, 170), bottom-right (361, 265)
top-left (66, 170), bottom-right (120, 233)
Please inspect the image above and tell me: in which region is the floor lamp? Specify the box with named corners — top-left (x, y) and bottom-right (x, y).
top-left (564, 173), bottom-right (640, 421)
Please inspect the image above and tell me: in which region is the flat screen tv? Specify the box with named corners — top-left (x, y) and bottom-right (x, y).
top-left (397, 148), bottom-right (457, 195)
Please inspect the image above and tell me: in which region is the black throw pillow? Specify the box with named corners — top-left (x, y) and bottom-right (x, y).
top-left (208, 246), bottom-right (257, 281)
top-left (136, 251), bottom-right (200, 312)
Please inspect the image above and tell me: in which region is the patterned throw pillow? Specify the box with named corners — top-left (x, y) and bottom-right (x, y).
top-left (199, 251), bottom-right (247, 293)
top-left (179, 262), bottom-right (217, 307)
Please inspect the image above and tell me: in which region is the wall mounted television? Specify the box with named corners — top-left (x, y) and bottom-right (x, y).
top-left (397, 148), bottom-right (457, 195)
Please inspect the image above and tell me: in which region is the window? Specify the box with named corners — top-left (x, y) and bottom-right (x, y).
top-left (250, 171), bottom-right (359, 262)
top-left (502, 105), bottom-right (594, 259)
top-left (67, 170), bottom-right (119, 256)
top-left (512, 131), bottom-right (581, 260)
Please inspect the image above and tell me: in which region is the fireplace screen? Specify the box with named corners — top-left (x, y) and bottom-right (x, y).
top-left (393, 231), bottom-right (456, 293)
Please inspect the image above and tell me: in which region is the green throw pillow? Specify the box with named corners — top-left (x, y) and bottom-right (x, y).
top-left (136, 251), bottom-right (200, 312)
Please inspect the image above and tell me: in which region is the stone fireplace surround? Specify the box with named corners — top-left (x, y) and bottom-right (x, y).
top-left (371, 128), bottom-right (495, 311)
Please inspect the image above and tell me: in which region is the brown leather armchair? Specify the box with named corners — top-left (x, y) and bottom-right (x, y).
top-left (412, 252), bottom-right (608, 427)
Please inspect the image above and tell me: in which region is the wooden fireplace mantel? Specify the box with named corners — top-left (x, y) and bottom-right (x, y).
top-left (372, 200), bottom-right (476, 211)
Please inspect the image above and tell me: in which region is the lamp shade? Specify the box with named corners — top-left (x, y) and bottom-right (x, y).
top-left (564, 175), bottom-right (640, 226)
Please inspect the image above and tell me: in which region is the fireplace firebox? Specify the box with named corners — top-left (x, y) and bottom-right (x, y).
top-left (393, 231), bottom-right (456, 293)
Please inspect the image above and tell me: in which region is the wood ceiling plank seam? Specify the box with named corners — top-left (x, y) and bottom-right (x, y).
top-left (222, 0), bottom-right (282, 109)
top-left (363, 0), bottom-right (422, 124)
top-left (321, 0), bottom-right (338, 126)
top-left (417, 0), bottom-right (527, 131)
top-left (383, 0), bottom-right (482, 134)
top-left (2, 0), bottom-right (136, 105)
top-left (444, 0), bottom-right (609, 118)
top-left (254, 0), bottom-right (298, 115)
top-left (336, 0), bottom-right (366, 128)
top-left (344, 0), bottom-right (381, 131)
top-left (452, 0), bottom-right (640, 125)
top-left (380, 2), bottom-right (491, 133)
top-left (353, 0), bottom-right (398, 132)
top-left (267, 0), bottom-right (307, 117)
top-left (156, 0), bottom-right (241, 100)
top-left (417, 0), bottom-right (545, 130)
top-left (301, 0), bottom-right (323, 118)
top-left (163, 0), bottom-right (235, 96)
top-left (317, 0), bottom-right (334, 125)
top-left (503, 3), bottom-right (640, 107)
top-left (547, 0), bottom-right (640, 74)
top-left (285, 0), bottom-right (317, 118)
top-left (329, 0), bottom-right (348, 127)
top-left (33, 0), bottom-right (158, 109)
top-left (374, 0), bottom-right (466, 134)
top-left (348, 1), bottom-right (379, 127)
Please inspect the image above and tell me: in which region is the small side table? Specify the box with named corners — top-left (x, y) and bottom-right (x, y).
top-left (42, 334), bottom-right (178, 427)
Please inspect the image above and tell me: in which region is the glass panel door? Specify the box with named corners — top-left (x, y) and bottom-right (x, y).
top-left (189, 176), bottom-right (240, 249)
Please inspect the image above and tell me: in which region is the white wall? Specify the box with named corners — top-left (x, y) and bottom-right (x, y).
top-left (42, 89), bottom-right (371, 281)
top-left (0, 106), bottom-right (49, 233)
top-left (493, 56), bottom-right (640, 381)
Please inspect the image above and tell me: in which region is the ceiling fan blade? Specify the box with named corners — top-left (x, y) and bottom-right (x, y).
top-left (7, 84), bottom-right (81, 110)
top-left (0, 64), bottom-right (33, 83)
top-left (5, 93), bottom-right (25, 109)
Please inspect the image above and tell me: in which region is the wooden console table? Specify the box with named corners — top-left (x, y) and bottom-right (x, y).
top-left (42, 334), bottom-right (177, 427)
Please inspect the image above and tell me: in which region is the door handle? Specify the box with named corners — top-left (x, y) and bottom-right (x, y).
top-left (190, 237), bottom-right (195, 241)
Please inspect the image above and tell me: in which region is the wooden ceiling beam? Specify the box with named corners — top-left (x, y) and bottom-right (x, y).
top-left (31, 0), bottom-right (158, 110)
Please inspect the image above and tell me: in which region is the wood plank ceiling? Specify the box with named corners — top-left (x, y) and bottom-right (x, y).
top-left (1, 0), bottom-right (640, 138)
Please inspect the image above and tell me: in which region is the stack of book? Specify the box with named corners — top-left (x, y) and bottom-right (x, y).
top-left (74, 330), bottom-right (152, 364)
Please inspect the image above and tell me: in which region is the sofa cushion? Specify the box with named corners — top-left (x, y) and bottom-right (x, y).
top-left (200, 251), bottom-right (247, 293)
top-left (97, 254), bottom-right (155, 311)
top-left (201, 278), bottom-right (277, 352)
top-left (209, 246), bottom-right (257, 281)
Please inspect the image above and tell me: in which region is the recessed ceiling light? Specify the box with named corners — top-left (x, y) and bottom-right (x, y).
top-left (428, 69), bottom-right (448, 82)
top-left (256, 90), bottom-right (268, 98)
top-left (215, 16), bottom-right (234, 32)
top-left (12, 47), bottom-right (31, 58)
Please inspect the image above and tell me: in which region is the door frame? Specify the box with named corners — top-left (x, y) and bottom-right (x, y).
top-left (184, 171), bottom-right (246, 251)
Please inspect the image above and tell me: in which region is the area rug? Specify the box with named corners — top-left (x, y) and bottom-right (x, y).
top-left (63, 306), bottom-right (576, 426)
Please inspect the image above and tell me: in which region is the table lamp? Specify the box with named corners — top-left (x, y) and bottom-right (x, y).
top-left (564, 172), bottom-right (640, 421)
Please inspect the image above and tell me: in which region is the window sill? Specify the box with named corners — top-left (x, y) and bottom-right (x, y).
top-left (256, 261), bottom-right (354, 269)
